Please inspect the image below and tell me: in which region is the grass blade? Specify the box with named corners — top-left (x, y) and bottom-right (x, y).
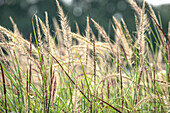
top-left (0, 63), bottom-right (7, 113)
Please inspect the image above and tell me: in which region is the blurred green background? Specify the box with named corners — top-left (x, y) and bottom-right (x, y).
top-left (0, 0), bottom-right (169, 40)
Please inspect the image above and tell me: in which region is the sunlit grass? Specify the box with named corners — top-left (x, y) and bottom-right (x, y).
top-left (0, 0), bottom-right (169, 112)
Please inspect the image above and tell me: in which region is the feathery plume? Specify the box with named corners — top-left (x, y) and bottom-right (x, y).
top-left (0, 25), bottom-right (38, 53)
top-left (92, 28), bottom-right (96, 96)
top-left (51, 73), bottom-right (57, 107)
top-left (128, 0), bottom-right (149, 31)
top-left (9, 16), bottom-right (21, 36)
top-left (45, 11), bottom-right (50, 65)
top-left (52, 17), bottom-right (63, 46)
top-left (121, 19), bottom-right (132, 45)
top-left (75, 22), bottom-right (80, 35)
top-left (134, 14), bottom-right (139, 33)
top-left (35, 15), bottom-right (42, 52)
top-left (113, 16), bottom-right (132, 63)
top-left (39, 17), bottom-right (57, 55)
top-left (91, 18), bottom-right (115, 55)
top-left (85, 16), bottom-right (90, 69)
top-left (56, 0), bottom-right (72, 72)
top-left (138, 1), bottom-right (146, 60)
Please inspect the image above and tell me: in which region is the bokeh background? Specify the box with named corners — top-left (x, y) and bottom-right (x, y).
top-left (0, 0), bottom-right (170, 40)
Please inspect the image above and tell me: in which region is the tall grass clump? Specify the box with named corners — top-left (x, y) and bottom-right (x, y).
top-left (0, 0), bottom-right (169, 112)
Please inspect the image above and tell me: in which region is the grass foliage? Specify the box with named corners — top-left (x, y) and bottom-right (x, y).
top-left (0, 0), bottom-right (169, 112)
